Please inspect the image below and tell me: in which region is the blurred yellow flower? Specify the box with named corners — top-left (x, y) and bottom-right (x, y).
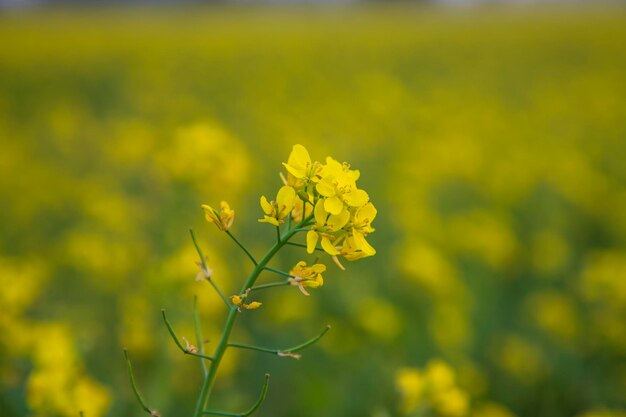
top-left (202, 201), bottom-right (235, 231)
top-left (289, 261), bottom-right (326, 295)
top-left (259, 185), bottom-right (296, 226)
top-left (396, 359), bottom-right (469, 417)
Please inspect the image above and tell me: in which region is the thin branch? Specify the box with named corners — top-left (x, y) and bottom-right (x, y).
top-left (282, 324), bottom-right (331, 353)
top-left (162, 309), bottom-right (215, 362)
top-left (193, 296), bottom-right (208, 376)
top-left (262, 266), bottom-right (296, 279)
top-left (242, 373), bottom-right (270, 416)
top-left (226, 230), bottom-right (258, 266)
top-left (248, 280), bottom-right (290, 292)
top-left (203, 374), bottom-right (270, 417)
top-left (123, 349), bottom-right (157, 416)
top-left (284, 241), bottom-right (324, 252)
top-left (190, 229), bottom-right (231, 308)
top-left (227, 325), bottom-right (331, 359)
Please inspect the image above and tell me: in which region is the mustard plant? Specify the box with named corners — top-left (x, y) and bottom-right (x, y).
top-left (124, 144), bottom-right (377, 417)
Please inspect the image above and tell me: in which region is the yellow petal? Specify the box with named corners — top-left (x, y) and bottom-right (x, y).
top-left (357, 202), bottom-right (377, 224)
top-left (230, 295), bottom-right (242, 305)
top-left (276, 185), bottom-right (296, 215)
top-left (322, 156), bottom-right (343, 178)
top-left (202, 204), bottom-right (219, 223)
top-left (321, 237), bottom-right (340, 255)
top-left (220, 201), bottom-right (231, 212)
top-left (343, 189), bottom-right (369, 207)
top-left (288, 144), bottom-right (311, 170)
top-left (266, 216), bottom-right (280, 227)
top-left (306, 230), bottom-right (319, 254)
top-left (353, 232), bottom-right (376, 256)
top-left (282, 162), bottom-right (306, 179)
top-left (260, 196), bottom-right (273, 215)
top-left (327, 209), bottom-right (350, 232)
top-left (316, 179), bottom-right (336, 198)
top-left (243, 301), bottom-right (262, 310)
top-left (324, 196), bottom-right (344, 216)
top-left (314, 199), bottom-right (328, 225)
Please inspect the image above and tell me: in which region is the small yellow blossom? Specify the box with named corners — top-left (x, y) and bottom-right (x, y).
top-left (289, 261), bottom-right (326, 295)
top-left (316, 157), bottom-right (368, 215)
top-left (282, 144), bottom-right (322, 186)
top-left (202, 201), bottom-right (235, 231)
top-left (231, 294), bottom-right (262, 310)
top-left (259, 185), bottom-right (296, 226)
top-left (306, 199), bottom-right (350, 255)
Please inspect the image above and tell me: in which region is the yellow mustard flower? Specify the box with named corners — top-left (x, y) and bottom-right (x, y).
top-left (306, 199), bottom-right (350, 255)
top-left (259, 185), bottom-right (296, 226)
top-left (288, 261), bottom-right (326, 295)
top-left (231, 294), bottom-right (262, 310)
top-left (316, 157), bottom-right (369, 215)
top-left (344, 202), bottom-right (377, 259)
top-left (202, 201), bottom-right (235, 231)
top-left (282, 144), bottom-right (322, 187)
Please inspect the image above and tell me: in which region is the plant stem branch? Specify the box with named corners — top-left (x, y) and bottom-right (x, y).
top-left (193, 212), bottom-right (315, 417)
top-left (202, 374), bottom-right (270, 417)
top-left (162, 309), bottom-right (215, 361)
top-left (190, 229), bottom-right (231, 308)
top-left (123, 349), bottom-right (155, 416)
top-left (262, 266), bottom-right (296, 279)
top-left (284, 241), bottom-right (324, 252)
top-left (226, 230), bottom-right (258, 266)
top-left (249, 280), bottom-right (290, 292)
top-left (227, 325), bottom-right (331, 357)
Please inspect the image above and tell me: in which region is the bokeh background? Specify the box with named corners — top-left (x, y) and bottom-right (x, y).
top-left (1, 2), bottom-right (626, 417)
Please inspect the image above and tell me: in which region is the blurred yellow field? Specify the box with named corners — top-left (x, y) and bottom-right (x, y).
top-left (1, 5), bottom-right (626, 417)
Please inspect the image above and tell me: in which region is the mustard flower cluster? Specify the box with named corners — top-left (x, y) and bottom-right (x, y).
top-left (270, 144), bottom-right (377, 262)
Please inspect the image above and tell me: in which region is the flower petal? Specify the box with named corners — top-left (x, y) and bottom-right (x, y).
top-left (276, 185), bottom-right (296, 215)
top-left (321, 237), bottom-right (340, 255)
top-left (314, 199), bottom-right (328, 225)
top-left (306, 230), bottom-right (319, 254)
top-left (260, 196), bottom-right (272, 215)
top-left (316, 179), bottom-right (336, 198)
top-left (343, 189), bottom-right (369, 207)
top-left (324, 196), bottom-right (344, 216)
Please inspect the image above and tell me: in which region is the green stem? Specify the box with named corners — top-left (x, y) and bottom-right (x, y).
top-left (262, 266), bottom-right (296, 279)
top-left (203, 374), bottom-right (270, 417)
top-left (123, 349), bottom-right (155, 416)
top-left (227, 325), bottom-right (331, 357)
top-left (162, 309), bottom-right (215, 362)
top-left (226, 230), bottom-right (258, 266)
top-left (284, 241), bottom-right (324, 252)
top-left (193, 215), bottom-right (313, 417)
top-left (190, 229), bottom-right (231, 308)
top-left (249, 280), bottom-right (290, 292)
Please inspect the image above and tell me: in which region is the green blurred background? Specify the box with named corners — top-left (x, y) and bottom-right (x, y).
top-left (1, 4), bottom-right (626, 417)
